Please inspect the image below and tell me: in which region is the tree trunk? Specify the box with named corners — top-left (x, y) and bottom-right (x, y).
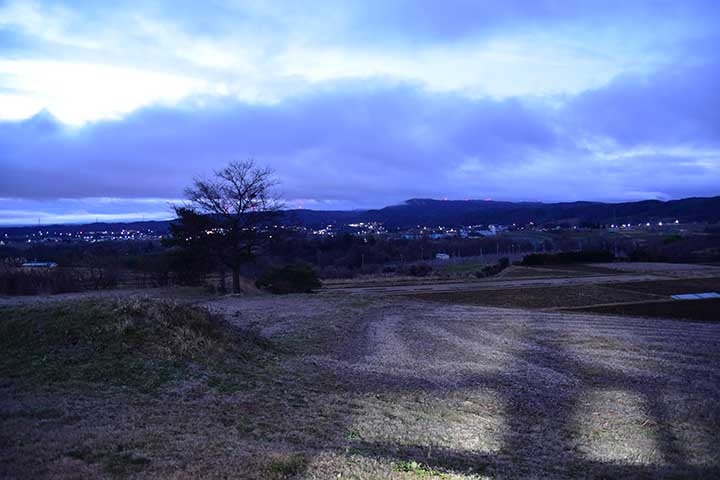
top-left (219, 269), bottom-right (227, 294)
top-left (232, 268), bottom-right (241, 294)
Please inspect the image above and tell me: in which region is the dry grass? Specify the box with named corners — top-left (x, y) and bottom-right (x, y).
top-left (588, 262), bottom-right (720, 277)
top-left (573, 298), bottom-right (720, 322)
top-left (408, 284), bottom-right (658, 309)
top-left (604, 277), bottom-right (720, 296)
top-left (1, 289), bottom-right (719, 479)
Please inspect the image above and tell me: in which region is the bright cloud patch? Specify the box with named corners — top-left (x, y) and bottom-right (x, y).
top-left (0, 60), bottom-right (208, 124)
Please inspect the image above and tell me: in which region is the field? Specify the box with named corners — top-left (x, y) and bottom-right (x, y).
top-left (1, 263), bottom-right (719, 479)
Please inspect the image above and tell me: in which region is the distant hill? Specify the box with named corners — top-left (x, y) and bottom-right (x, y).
top-left (354, 196), bottom-right (720, 228)
top-left (2, 196), bottom-right (719, 235)
top-left (0, 220), bottom-right (174, 236)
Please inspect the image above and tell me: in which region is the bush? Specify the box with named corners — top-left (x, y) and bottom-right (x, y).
top-left (318, 265), bottom-right (354, 279)
top-left (0, 267), bottom-right (84, 295)
top-left (399, 262), bottom-right (433, 277)
top-left (474, 257), bottom-right (510, 278)
top-left (662, 234), bottom-right (682, 245)
top-left (256, 262), bottom-right (322, 294)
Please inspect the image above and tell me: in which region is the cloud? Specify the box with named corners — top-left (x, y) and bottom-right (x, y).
top-left (2, 0), bottom-right (717, 123)
top-left (0, 0), bottom-right (718, 224)
top-left (565, 57), bottom-right (720, 147)
top-left (0, 82), bottom-right (559, 203)
top-left (0, 198), bottom-right (177, 226)
top-left (1, 61), bottom-right (718, 213)
top-left (0, 59), bottom-right (209, 124)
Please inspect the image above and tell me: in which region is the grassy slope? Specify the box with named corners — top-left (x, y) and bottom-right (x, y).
top-left (0, 299), bottom-right (301, 479)
top-left (0, 298), bottom-right (271, 394)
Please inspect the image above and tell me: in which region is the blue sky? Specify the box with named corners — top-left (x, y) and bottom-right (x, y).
top-left (1, 0), bottom-right (719, 224)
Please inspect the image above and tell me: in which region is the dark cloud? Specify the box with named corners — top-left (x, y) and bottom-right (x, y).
top-left (565, 55), bottom-right (720, 147)
top-left (1, 49), bottom-right (719, 213)
top-left (0, 82), bottom-right (560, 205)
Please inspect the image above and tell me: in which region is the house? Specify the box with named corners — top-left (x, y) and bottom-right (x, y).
top-left (21, 262), bottom-right (58, 269)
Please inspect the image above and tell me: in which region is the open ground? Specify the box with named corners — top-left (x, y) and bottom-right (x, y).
top-left (1, 263), bottom-right (719, 478)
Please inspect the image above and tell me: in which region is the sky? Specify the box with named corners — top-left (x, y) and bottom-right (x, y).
top-left (0, 0), bottom-right (719, 225)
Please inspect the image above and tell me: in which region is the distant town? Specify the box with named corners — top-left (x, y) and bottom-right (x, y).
top-left (0, 217), bottom-right (694, 246)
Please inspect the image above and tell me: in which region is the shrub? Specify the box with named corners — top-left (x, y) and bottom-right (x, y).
top-left (399, 262), bottom-right (433, 277)
top-left (318, 265), bottom-right (354, 279)
top-left (256, 262), bottom-right (322, 294)
top-left (662, 234), bottom-right (682, 245)
top-left (475, 257), bottom-right (510, 278)
top-left (0, 267), bottom-right (84, 295)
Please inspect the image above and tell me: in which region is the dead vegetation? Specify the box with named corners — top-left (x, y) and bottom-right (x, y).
top-left (1, 267), bottom-right (719, 478)
top-left (0, 298), bottom-right (273, 395)
top-left (574, 298), bottom-right (720, 322)
top-left (409, 284), bottom-right (657, 309)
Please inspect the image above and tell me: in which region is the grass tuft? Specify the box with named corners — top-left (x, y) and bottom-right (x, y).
top-left (264, 453), bottom-right (307, 478)
top-left (393, 459), bottom-right (448, 477)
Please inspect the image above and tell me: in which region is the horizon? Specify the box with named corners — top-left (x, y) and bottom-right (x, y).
top-left (2, 194), bottom-right (718, 228)
top-left (1, 1), bottom-right (719, 224)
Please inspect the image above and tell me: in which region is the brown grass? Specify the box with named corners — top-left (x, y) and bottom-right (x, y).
top-left (572, 298), bottom-right (720, 322)
top-left (408, 284), bottom-right (657, 309)
top-left (1, 290), bottom-right (719, 478)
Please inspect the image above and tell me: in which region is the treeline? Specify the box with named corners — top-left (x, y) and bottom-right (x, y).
top-left (262, 233), bottom-right (546, 278)
top-left (0, 241), bottom-right (193, 295)
top-left (2, 228), bottom-right (720, 295)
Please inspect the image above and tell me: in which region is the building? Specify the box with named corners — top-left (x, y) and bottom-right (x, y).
top-left (21, 262), bottom-right (58, 269)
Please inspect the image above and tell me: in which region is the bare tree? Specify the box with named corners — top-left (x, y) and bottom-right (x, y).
top-left (173, 160), bottom-right (282, 293)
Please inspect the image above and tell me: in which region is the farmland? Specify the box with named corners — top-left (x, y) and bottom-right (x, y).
top-left (1, 263), bottom-right (719, 478)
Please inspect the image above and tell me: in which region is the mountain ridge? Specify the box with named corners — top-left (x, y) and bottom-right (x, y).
top-left (2, 195), bottom-right (719, 233)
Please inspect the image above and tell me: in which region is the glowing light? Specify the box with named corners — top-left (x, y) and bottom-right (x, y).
top-left (0, 60), bottom-right (208, 124)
